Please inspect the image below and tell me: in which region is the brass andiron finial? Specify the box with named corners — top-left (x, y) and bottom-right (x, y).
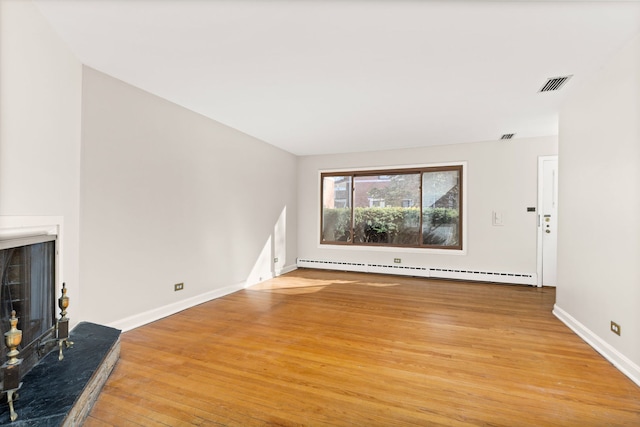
top-left (5, 311), bottom-right (22, 366)
top-left (57, 283), bottom-right (73, 360)
top-left (59, 282), bottom-right (69, 320)
top-left (2, 310), bottom-right (23, 421)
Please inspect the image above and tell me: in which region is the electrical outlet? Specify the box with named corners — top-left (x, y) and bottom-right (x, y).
top-left (174, 282), bottom-right (184, 291)
top-left (274, 257), bottom-right (278, 263)
top-left (610, 321), bottom-right (621, 336)
top-left (394, 258), bottom-right (401, 264)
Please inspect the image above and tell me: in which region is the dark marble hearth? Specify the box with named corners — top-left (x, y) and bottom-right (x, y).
top-left (0, 322), bottom-right (121, 426)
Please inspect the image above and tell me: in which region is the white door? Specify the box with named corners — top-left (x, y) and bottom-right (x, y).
top-left (537, 156), bottom-right (558, 287)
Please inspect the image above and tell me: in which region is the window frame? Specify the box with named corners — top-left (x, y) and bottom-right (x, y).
top-left (320, 165), bottom-right (463, 250)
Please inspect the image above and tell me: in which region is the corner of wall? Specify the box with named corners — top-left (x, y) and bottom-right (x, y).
top-left (553, 304), bottom-right (640, 388)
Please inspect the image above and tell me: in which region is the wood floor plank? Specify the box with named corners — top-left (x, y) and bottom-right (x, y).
top-left (88, 269), bottom-right (640, 426)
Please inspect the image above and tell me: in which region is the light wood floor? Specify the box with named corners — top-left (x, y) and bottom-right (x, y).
top-left (86, 269), bottom-right (640, 426)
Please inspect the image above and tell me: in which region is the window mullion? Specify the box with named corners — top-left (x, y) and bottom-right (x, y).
top-left (419, 172), bottom-right (424, 247)
top-left (350, 176), bottom-right (355, 244)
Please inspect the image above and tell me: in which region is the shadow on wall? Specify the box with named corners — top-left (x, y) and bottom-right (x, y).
top-left (245, 206), bottom-right (287, 287)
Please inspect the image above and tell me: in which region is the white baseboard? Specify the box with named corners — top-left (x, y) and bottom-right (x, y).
top-left (276, 263), bottom-right (297, 276)
top-left (109, 282), bottom-right (245, 332)
top-left (553, 304), bottom-right (640, 388)
top-left (110, 265), bottom-right (299, 331)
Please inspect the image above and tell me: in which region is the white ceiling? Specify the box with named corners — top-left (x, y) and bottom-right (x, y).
top-left (34, 1), bottom-right (640, 156)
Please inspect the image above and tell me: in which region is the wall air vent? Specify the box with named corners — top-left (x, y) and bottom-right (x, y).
top-left (539, 75), bottom-right (572, 92)
top-left (500, 133), bottom-right (515, 140)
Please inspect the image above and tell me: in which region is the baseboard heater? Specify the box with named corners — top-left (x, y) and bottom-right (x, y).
top-left (296, 259), bottom-right (536, 286)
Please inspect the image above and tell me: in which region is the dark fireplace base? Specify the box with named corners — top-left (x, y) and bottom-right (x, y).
top-left (0, 322), bottom-right (121, 426)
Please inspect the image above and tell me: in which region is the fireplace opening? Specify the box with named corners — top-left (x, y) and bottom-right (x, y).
top-left (0, 235), bottom-right (58, 384)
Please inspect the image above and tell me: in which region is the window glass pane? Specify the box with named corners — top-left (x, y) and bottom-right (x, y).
top-left (353, 174), bottom-right (420, 245)
top-left (322, 176), bottom-right (352, 242)
top-left (422, 170), bottom-right (460, 247)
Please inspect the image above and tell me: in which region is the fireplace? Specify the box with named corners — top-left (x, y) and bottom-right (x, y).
top-left (0, 234), bottom-right (58, 386)
top-left (0, 218), bottom-right (121, 425)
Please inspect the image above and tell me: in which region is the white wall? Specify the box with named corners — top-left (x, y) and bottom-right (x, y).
top-left (556, 34), bottom-right (640, 385)
top-left (298, 137), bottom-right (557, 276)
top-left (80, 68), bottom-right (297, 330)
top-left (0, 1), bottom-right (82, 315)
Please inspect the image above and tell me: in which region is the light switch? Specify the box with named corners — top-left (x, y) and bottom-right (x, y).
top-left (492, 211), bottom-right (504, 226)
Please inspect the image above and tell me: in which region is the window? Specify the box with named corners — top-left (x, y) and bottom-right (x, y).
top-left (321, 165), bottom-right (462, 250)
top-left (322, 176), bottom-right (352, 243)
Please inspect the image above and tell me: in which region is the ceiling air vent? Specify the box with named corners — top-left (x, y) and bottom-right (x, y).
top-left (500, 133), bottom-right (515, 140)
top-left (539, 75), bottom-right (572, 92)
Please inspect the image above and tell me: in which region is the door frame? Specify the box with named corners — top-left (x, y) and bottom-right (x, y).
top-left (536, 155), bottom-right (558, 287)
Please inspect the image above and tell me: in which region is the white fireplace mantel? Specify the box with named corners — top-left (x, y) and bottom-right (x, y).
top-left (0, 216), bottom-right (64, 292)
top-left (0, 216), bottom-right (62, 240)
